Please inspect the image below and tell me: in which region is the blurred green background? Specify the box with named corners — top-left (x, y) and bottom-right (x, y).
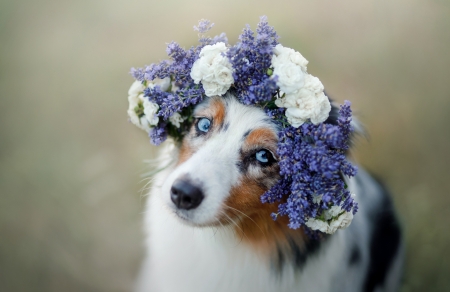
top-left (1, 0), bottom-right (449, 291)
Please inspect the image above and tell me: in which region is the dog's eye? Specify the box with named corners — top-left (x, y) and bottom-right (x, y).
top-left (197, 118), bottom-right (211, 133)
top-left (255, 149), bottom-right (274, 165)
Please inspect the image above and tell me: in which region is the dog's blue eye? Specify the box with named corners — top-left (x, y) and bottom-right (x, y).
top-left (255, 150), bottom-right (269, 164)
top-left (197, 118), bottom-right (211, 133)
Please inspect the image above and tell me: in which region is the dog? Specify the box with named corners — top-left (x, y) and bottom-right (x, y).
top-left (135, 94), bottom-right (404, 292)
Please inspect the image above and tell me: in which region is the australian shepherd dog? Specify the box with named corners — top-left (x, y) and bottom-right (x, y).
top-left (135, 94), bottom-right (404, 292)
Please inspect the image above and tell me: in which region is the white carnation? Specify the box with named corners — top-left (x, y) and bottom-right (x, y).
top-left (139, 116), bottom-right (151, 132)
top-left (128, 93), bottom-right (139, 108)
top-left (127, 77), bottom-right (170, 132)
top-left (272, 62), bottom-right (306, 94)
top-left (190, 42), bottom-right (234, 97)
top-left (306, 206), bottom-right (354, 234)
top-left (305, 218), bottom-right (330, 233)
top-left (271, 44), bottom-right (309, 94)
top-left (310, 92), bottom-right (331, 124)
top-left (329, 211), bottom-right (353, 232)
top-left (275, 93), bottom-right (297, 108)
top-left (143, 99), bottom-right (160, 126)
top-left (284, 94), bottom-right (321, 127)
top-left (272, 44), bottom-right (309, 69)
top-left (302, 74), bottom-right (324, 94)
top-left (128, 80), bottom-right (146, 97)
top-left (285, 107), bottom-right (308, 128)
top-left (325, 206), bottom-right (343, 218)
top-left (127, 94), bottom-right (142, 129)
top-left (127, 107), bottom-right (141, 128)
top-left (271, 45), bottom-right (331, 127)
top-left (169, 112), bottom-right (184, 128)
top-left (127, 106), bottom-right (150, 132)
top-left (275, 75), bottom-right (330, 127)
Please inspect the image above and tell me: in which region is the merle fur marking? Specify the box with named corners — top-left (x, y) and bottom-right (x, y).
top-left (273, 235), bottom-right (325, 272)
top-left (222, 122), bottom-right (230, 132)
top-left (362, 176), bottom-right (402, 292)
top-left (349, 245), bottom-right (361, 265)
top-left (242, 129), bottom-right (252, 141)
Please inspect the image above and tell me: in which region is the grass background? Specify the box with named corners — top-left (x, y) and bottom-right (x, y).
top-left (1, 0), bottom-right (449, 291)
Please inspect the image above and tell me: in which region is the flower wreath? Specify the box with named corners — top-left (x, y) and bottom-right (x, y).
top-left (128, 17), bottom-right (358, 235)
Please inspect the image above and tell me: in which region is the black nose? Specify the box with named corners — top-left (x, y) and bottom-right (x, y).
top-left (170, 179), bottom-right (204, 210)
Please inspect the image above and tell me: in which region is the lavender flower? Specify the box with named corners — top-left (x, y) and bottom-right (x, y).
top-left (194, 19), bottom-right (214, 34)
top-left (149, 123), bottom-right (167, 146)
top-left (227, 16), bottom-right (279, 104)
top-left (261, 101), bottom-right (358, 232)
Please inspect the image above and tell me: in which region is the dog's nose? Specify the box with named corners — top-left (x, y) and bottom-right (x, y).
top-left (170, 179), bottom-right (204, 210)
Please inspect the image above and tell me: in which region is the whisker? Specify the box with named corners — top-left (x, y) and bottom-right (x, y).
top-left (221, 211), bottom-right (247, 244)
top-left (223, 205), bottom-right (270, 243)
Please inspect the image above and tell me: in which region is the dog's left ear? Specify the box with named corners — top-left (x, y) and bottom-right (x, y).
top-left (324, 98), bottom-right (341, 126)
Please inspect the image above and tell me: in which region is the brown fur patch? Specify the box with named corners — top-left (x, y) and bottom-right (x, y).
top-left (223, 177), bottom-right (307, 253)
top-left (177, 142), bottom-right (194, 165)
top-left (210, 98), bottom-right (226, 129)
top-left (244, 128), bottom-right (278, 153)
top-left (220, 126), bottom-right (307, 253)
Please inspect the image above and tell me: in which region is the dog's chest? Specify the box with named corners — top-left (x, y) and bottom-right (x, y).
top-left (143, 192), bottom-right (364, 292)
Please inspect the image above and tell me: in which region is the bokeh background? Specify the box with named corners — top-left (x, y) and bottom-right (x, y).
top-left (1, 0), bottom-right (449, 291)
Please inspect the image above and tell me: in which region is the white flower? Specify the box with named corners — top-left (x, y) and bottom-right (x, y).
top-left (272, 62), bottom-right (306, 94)
top-left (325, 206), bottom-right (343, 218)
top-left (128, 80), bottom-right (146, 96)
top-left (137, 93), bottom-right (145, 103)
top-left (169, 112), bottom-right (184, 128)
top-left (190, 42), bottom-right (234, 97)
top-left (271, 45), bottom-right (331, 127)
top-left (271, 44), bottom-right (309, 94)
top-left (272, 44), bottom-right (309, 69)
top-left (143, 99), bottom-right (159, 126)
top-left (285, 107), bottom-right (308, 128)
top-left (305, 218), bottom-right (330, 233)
top-left (276, 75), bottom-right (330, 127)
top-left (330, 211), bottom-right (353, 231)
top-left (302, 74), bottom-right (324, 94)
top-left (305, 206), bottom-right (354, 234)
top-left (128, 93), bottom-right (139, 108)
top-left (127, 94), bottom-right (143, 129)
top-left (309, 92), bottom-right (331, 124)
top-left (139, 116), bottom-right (151, 132)
top-left (127, 82), bottom-right (152, 132)
top-left (275, 93), bottom-right (296, 108)
top-left (127, 107), bottom-right (140, 128)
top-left (127, 77), bottom-right (171, 132)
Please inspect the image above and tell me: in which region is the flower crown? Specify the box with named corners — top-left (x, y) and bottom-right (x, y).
top-left (128, 17), bottom-right (358, 235)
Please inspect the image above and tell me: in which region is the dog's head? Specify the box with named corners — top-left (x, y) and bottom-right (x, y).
top-left (160, 93), bottom-right (345, 240)
top-left (160, 94), bottom-right (281, 227)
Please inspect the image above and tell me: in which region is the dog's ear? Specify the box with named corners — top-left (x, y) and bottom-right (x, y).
top-left (324, 98), bottom-right (340, 126)
top-left (325, 95), bottom-right (365, 144)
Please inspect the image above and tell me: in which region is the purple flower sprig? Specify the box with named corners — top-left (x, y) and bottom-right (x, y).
top-left (130, 19), bottom-right (226, 145)
top-left (227, 16), bottom-right (279, 105)
top-left (261, 101), bottom-right (358, 230)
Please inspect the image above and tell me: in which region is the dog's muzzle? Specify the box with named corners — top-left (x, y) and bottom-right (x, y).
top-left (170, 179), bottom-right (204, 210)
